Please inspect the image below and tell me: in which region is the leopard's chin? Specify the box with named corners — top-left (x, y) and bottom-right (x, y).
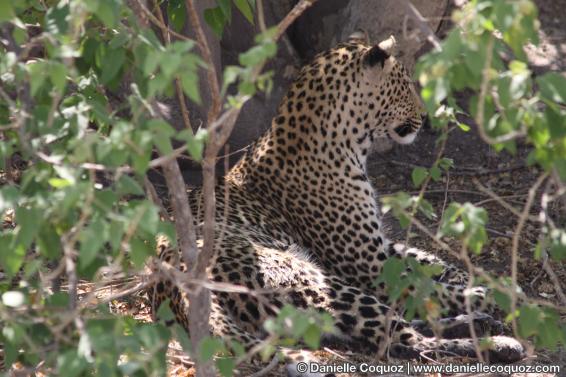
top-left (390, 131), bottom-right (417, 145)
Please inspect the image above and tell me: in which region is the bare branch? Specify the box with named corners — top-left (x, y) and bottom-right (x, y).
top-left (509, 173), bottom-right (548, 340)
top-left (274, 0), bottom-right (316, 41)
top-left (132, 0), bottom-right (193, 41)
top-left (248, 354), bottom-right (279, 377)
top-left (473, 36), bottom-right (525, 145)
top-left (161, 159), bottom-right (215, 377)
top-left (256, 0), bottom-right (267, 33)
top-left (185, 0), bottom-right (221, 123)
top-left (144, 176), bottom-right (169, 219)
top-left (152, 0), bottom-right (194, 133)
top-left (404, 1), bottom-right (442, 50)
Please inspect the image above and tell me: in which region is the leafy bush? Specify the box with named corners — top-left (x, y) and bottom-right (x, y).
top-left (406, 0), bottom-right (566, 349)
top-left (0, 0), bottom-right (287, 375)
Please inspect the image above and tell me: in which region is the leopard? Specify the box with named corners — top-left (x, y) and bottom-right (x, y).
top-left (148, 35), bottom-right (525, 376)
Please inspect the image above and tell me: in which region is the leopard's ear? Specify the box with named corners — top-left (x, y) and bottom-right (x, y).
top-left (364, 35), bottom-right (396, 68)
top-left (347, 29), bottom-right (369, 45)
top-left (378, 35), bottom-right (396, 55)
top-left (364, 45), bottom-right (389, 68)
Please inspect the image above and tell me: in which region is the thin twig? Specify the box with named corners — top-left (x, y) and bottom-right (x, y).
top-left (248, 354), bottom-right (279, 377)
top-left (133, 0), bottom-right (194, 42)
top-left (404, 1), bottom-right (442, 50)
top-left (509, 173), bottom-right (548, 341)
top-left (473, 179), bottom-right (524, 219)
top-left (185, 0), bottom-right (221, 123)
top-left (460, 244), bottom-right (484, 362)
top-left (404, 126), bottom-right (449, 243)
top-left (373, 159), bottom-right (527, 176)
top-left (162, 157), bottom-right (214, 377)
top-left (274, 0), bottom-right (316, 41)
top-left (256, 0), bottom-right (267, 33)
top-left (144, 176), bottom-right (169, 219)
top-left (153, 0), bottom-right (194, 133)
top-left (537, 178), bottom-right (566, 305)
top-left (437, 171), bottom-right (450, 234)
top-left (474, 36), bottom-right (524, 145)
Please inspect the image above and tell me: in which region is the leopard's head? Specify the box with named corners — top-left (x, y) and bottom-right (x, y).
top-left (357, 36), bottom-right (425, 145)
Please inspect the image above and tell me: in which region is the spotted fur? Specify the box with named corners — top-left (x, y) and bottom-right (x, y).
top-left (148, 38), bottom-right (524, 375)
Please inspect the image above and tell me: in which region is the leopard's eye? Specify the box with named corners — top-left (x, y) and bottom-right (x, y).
top-left (394, 123), bottom-right (414, 137)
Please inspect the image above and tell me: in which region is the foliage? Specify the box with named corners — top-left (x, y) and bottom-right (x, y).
top-left (384, 0), bottom-right (566, 350)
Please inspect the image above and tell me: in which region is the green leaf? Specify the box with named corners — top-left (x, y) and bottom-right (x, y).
top-left (0, 186), bottom-right (19, 213)
top-left (200, 337), bottom-right (224, 361)
top-left (154, 132), bottom-right (173, 155)
top-left (138, 201), bottom-right (159, 234)
top-left (85, 0), bottom-right (121, 28)
top-left (204, 7), bottom-right (227, 38)
top-left (109, 32), bottom-right (130, 49)
top-left (156, 301), bottom-right (176, 322)
top-left (518, 305), bottom-right (541, 337)
top-left (28, 61), bottom-right (49, 96)
top-left (49, 62), bottom-right (67, 93)
top-left (537, 72), bottom-right (566, 104)
top-left (160, 52), bottom-right (182, 78)
top-left (49, 178), bottom-right (73, 188)
top-left (0, 233), bottom-right (26, 276)
top-left (15, 206), bottom-right (41, 249)
top-left (172, 323), bottom-right (192, 353)
top-left (411, 167), bottom-right (428, 187)
top-left (380, 258), bottom-right (406, 287)
top-left (47, 292), bottom-right (70, 308)
top-left (2, 340), bottom-right (17, 367)
top-left (216, 357), bottom-right (235, 377)
top-left (167, 0), bottom-right (187, 32)
top-left (438, 157), bottom-right (454, 171)
top-left (79, 218), bottom-right (107, 268)
top-left (143, 50), bottom-right (162, 76)
top-left (239, 42), bottom-right (277, 67)
top-left (218, 0), bottom-right (232, 20)
top-left (237, 80), bottom-right (256, 96)
top-left (45, 3), bottom-right (70, 35)
top-left (130, 237), bottom-right (153, 268)
top-left (100, 48), bottom-right (125, 84)
top-left (303, 325), bottom-right (321, 349)
top-left (229, 340), bottom-right (246, 357)
top-left (2, 324), bottom-right (23, 366)
top-left (222, 66), bottom-right (241, 92)
top-left (429, 166), bottom-right (441, 181)
top-left (116, 175), bottom-right (145, 196)
top-left (418, 198), bottom-right (436, 220)
top-left (549, 228), bottom-right (566, 260)
top-left (189, 129), bottom-right (207, 162)
top-left (233, 0), bottom-right (254, 24)
top-left (0, 2), bottom-right (15, 22)
top-left (108, 220), bottom-right (124, 251)
top-left (37, 223), bottom-right (62, 259)
top-left (56, 350), bottom-right (88, 377)
top-left (545, 106), bottom-right (566, 139)
top-left (180, 71), bottom-right (202, 104)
